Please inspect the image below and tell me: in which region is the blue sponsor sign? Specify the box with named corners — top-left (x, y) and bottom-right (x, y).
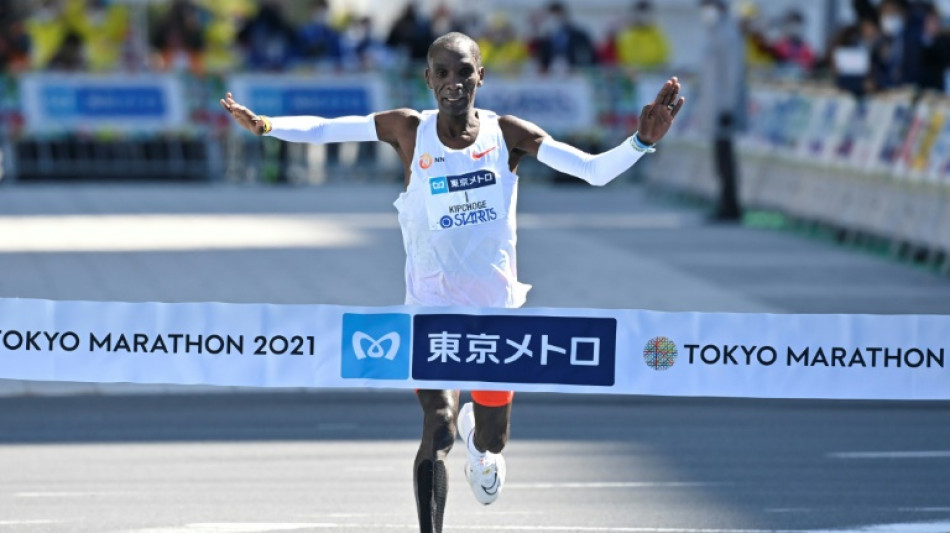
top-left (411, 315), bottom-right (617, 386)
top-left (20, 74), bottom-right (186, 133)
top-left (249, 87), bottom-right (373, 117)
top-left (40, 86), bottom-right (167, 118)
top-left (341, 313), bottom-right (411, 380)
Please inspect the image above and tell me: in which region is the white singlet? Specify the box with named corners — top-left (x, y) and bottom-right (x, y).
top-left (394, 109), bottom-right (531, 308)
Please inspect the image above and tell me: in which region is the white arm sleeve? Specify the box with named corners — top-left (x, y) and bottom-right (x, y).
top-left (265, 114), bottom-right (379, 144)
top-left (536, 136), bottom-right (649, 187)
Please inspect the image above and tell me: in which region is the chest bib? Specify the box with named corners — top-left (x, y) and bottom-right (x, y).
top-left (393, 109), bottom-right (530, 308)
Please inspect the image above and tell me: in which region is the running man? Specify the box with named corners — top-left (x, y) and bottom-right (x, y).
top-left (222, 31), bottom-right (683, 533)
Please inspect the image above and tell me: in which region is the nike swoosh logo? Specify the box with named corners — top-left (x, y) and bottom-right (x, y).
top-left (481, 472), bottom-right (499, 495)
top-left (472, 146), bottom-right (497, 159)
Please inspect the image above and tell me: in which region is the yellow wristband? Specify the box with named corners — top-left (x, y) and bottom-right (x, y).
top-left (259, 116), bottom-right (272, 135)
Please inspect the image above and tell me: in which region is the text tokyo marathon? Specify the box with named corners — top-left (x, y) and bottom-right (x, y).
top-left (0, 329), bottom-right (317, 356)
top-left (685, 344), bottom-right (945, 369)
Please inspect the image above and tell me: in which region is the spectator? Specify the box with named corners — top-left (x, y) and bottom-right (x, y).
top-left (0, 7), bottom-right (31, 73)
top-left (48, 30), bottom-right (86, 71)
top-left (596, 25), bottom-right (620, 66)
top-left (340, 16), bottom-right (390, 71)
top-left (699, 0), bottom-right (746, 222)
top-left (868, 0), bottom-right (925, 90)
top-left (534, 2), bottom-right (597, 73)
top-left (616, 0), bottom-right (670, 70)
top-left (237, 0), bottom-right (298, 71)
top-left (386, 2), bottom-right (433, 64)
top-left (151, 0), bottom-right (207, 74)
top-left (297, 0), bottom-right (343, 69)
top-left (83, 0), bottom-right (130, 72)
top-left (829, 18), bottom-right (878, 96)
top-left (737, 2), bottom-right (778, 69)
top-left (919, 3), bottom-right (950, 91)
top-left (773, 10), bottom-right (816, 74)
top-left (27, 0), bottom-right (70, 69)
top-left (478, 14), bottom-right (530, 73)
top-left (430, 3), bottom-right (460, 37)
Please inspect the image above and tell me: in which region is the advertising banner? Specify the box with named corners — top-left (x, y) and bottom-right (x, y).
top-left (19, 73), bottom-right (186, 134)
top-left (1, 298), bottom-right (947, 400)
top-left (226, 74), bottom-right (388, 126)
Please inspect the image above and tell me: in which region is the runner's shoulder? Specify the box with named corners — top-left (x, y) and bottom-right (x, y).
top-left (374, 108), bottom-right (423, 141)
top-left (498, 114), bottom-right (547, 151)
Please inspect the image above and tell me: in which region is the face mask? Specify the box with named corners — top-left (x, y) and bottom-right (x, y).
top-left (701, 6), bottom-right (721, 25)
top-left (882, 15), bottom-right (904, 36)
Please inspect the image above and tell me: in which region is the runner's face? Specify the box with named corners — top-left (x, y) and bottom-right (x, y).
top-left (426, 43), bottom-right (484, 116)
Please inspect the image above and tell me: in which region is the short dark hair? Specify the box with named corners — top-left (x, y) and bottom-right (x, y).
top-left (427, 32), bottom-right (482, 66)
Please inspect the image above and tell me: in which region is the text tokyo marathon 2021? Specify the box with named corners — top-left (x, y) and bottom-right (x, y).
top-left (0, 330), bottom-right (315, 357)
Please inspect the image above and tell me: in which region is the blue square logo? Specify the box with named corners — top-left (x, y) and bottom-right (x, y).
top-left (341, 313), bottom-right (411, 380)
top-left (429, 176), bottom-right (448, 195)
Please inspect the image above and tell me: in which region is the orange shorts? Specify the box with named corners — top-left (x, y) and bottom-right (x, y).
top-left (413, 390), bottom-right (514, 407)
top-left (471, 390), bottom-right (514, 407)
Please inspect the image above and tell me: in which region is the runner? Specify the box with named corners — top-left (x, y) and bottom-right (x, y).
top-left (221, 31), bottom-right (683, 533)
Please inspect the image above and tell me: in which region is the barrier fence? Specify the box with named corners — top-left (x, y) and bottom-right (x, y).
top-left (0, 69), bottom-right (646, 184)
top-left (651, 81), bottom-right (950, 268)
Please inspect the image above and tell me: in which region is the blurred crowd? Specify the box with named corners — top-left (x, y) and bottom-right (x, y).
top-left (0, 0), bottom-right (949, 95)
top-left (828, 0), bottom-right (950, 94)
top-left (0, 0), bottom-right (662, 77)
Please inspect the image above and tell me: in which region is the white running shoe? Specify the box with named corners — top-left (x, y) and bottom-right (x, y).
top-left (458, 402), bottom-right (506, 505)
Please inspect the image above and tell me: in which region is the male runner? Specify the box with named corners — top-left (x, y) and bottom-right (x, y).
top-left (222, 32), bottom-right (683, 533)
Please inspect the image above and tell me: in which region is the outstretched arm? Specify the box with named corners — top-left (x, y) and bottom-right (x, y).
top-left (501, 77), bottom-right (685, 186)
top-left (219, 92), bottom-right (379, 144)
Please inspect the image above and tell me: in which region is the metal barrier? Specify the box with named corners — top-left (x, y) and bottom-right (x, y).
top-left (0, 68), bottom-right (659, 184)
top-left (650, 81), bottom-right (950, 269)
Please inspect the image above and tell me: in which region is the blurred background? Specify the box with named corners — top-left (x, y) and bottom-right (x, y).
top-left (2, 0), bottom-right (950, 272)
top-left (3, 3), bottom-right (950, 532)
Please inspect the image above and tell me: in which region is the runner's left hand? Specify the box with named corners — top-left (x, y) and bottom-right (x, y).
top-left (636, 77), bottom-right (685, 146)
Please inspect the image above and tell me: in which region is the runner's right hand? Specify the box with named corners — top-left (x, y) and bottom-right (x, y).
top-left (220, 92), bottom-right (267, 136)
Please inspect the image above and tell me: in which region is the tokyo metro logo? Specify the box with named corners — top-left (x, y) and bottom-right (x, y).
top-left (643, 336), bottom-right (678, 371)
top-left (341, 313), bottom-right (411, 380)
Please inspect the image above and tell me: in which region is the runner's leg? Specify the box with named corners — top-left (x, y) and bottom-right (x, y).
top-left (470, 391), bottom-right (513, 453)
top-left (414, 389), bottom-right (460, 533)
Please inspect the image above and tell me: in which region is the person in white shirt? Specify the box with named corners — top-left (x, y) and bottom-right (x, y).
top-left (222, 31), bottom-right (683, 533)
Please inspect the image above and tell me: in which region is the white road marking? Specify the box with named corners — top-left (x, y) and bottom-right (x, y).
top-left (117, 520), bottom-right (950, 533)
top-left (0, 214), bottom-right (372, 253)
top-left (14, 491), bottom-right (125, 498)
top-left (507, 481), bottom-right (716, 490)
top-left (123, 525), bottom-right (781, 533)
top-left (802, 521), bottom-right (950, 533)
top-left (519, 213), bottom-right (694, 230)
top-left (828, 451), bottom-right (950, 459)
top-left (0, 521), bottom-right (58, 527)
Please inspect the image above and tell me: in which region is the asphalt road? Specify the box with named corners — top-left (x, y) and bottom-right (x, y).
top-left (1, 183), bottom-right (950, 532)
top-left (2, 392), bottom-right (950, 533)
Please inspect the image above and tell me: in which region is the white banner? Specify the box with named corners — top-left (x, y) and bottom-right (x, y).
top-left (0, 298), bottom-right (947, 400)
top-left (19, 73), bottom-right (186, 134)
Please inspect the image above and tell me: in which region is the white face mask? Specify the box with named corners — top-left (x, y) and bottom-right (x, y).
top-left (701, 6), bottom-right (721, 25)
top-left (882, 15), bottom-right (904, 36)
